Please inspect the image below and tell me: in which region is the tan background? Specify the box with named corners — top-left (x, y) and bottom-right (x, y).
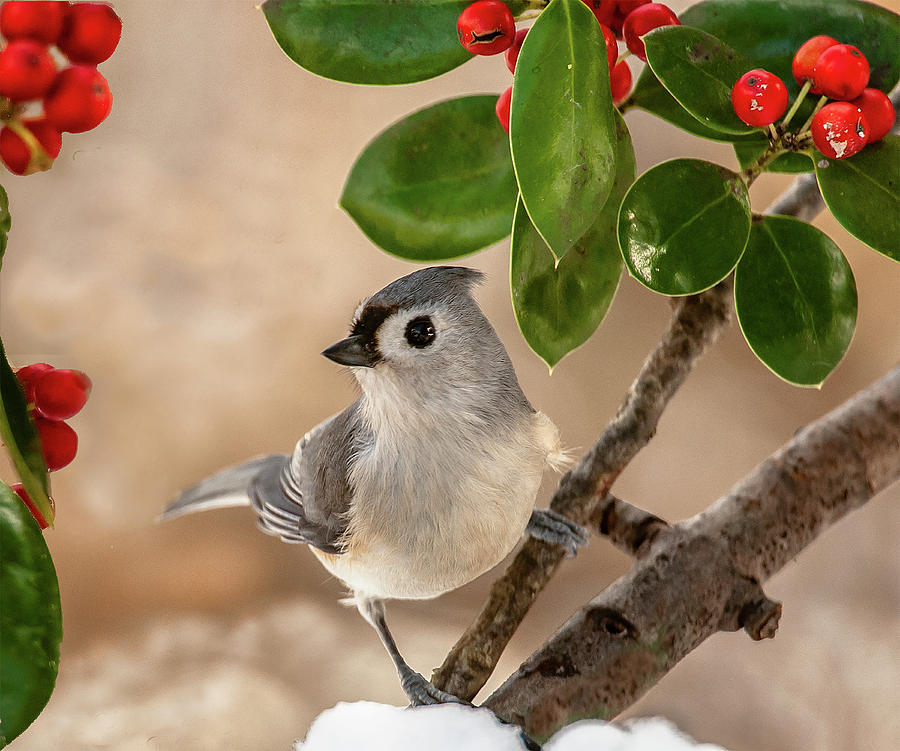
top-left (1, 1), bottom-right (898, 749)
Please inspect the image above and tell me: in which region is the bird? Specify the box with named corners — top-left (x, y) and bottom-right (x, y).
top-left (162, 265), bottom-right (587, 705)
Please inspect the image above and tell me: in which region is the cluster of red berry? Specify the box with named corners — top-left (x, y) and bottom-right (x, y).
top-left (731, 36), bottom-right (894, 160)
top-left (8, 362), bottom-right (91, 527)
top-left (455, 0), bottom-right (679, 132)
top-left (0, 1), bottom-right (121, 175)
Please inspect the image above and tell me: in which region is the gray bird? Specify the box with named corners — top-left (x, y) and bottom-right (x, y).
top-left (162, 266), bottom-right (586, 705)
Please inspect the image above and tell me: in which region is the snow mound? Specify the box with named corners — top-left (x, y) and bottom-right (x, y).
top-left (294, 702), bottom-right (730, 751)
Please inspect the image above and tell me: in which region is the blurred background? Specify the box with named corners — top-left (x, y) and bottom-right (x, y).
top-left (1, 1), bottom-right (898, 749)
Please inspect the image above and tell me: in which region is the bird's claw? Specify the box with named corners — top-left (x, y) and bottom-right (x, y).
top-left (527, 508), bottom-right (589, 557)
top-left (400, 668), bottom-right (471, 707)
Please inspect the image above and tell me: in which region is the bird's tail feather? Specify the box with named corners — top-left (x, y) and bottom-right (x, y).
top-left (160, 454), bottom-right (288, 521)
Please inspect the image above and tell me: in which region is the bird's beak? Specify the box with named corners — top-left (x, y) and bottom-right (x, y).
top-left (321, 335), bottom-right (376, 368)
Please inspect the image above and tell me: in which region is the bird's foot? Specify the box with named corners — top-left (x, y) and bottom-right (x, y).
top-left (527, 508), bottom-right (588, 557)
top-left (399, 666), bottom-right (471, 707)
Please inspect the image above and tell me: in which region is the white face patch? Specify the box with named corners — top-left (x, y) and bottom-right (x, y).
top-left (375, 307), bottom-right (451, 368)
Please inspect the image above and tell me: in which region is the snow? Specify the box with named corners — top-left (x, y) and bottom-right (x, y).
top-left (294, 702), bottom-right (731, 751)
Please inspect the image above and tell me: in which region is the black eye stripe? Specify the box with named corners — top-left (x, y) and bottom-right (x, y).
top-left (351, 303), bottom-right (399, 341)
top-left (405, 316), bottom-right (436, 348)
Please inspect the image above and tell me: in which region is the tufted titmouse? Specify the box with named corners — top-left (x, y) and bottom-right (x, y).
top-left (162, 266), bottom-right (586, 705)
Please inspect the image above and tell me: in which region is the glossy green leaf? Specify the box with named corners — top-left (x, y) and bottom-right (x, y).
top-left (735, 216), bottom-right (857, 386)
top-left (814, 135), bottom-right (899, 261)
top-left (0, 339), bottom-right (53, 526)
top-left (511, 0), bottom-right (617, 262)
top-left (0, 481), bottom-right (62, 747)
top-left (734, 140), bottom-right (814, 174)
top-left (340, 96), bottom-right (517, 260)
top-left (0, 184), bottom-right (9, 266)
top-left (261, 0), bottom-right (528, 85)
top-left (632, 0), bottom-right (900, 139)
top-left (643, 26), bottom-right (756, 136)
top-left (626, 80), bottom-right (758, 142)
top-left (618, 159), bottom-right (751, 295)
top-left (512, 113), bottom-right (635, 369)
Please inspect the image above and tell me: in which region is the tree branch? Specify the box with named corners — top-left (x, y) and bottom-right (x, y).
top-left (593, 494), bottom-right (668, 558)
top-left (484, 364), bottom-right (900, 739)
top-left (433, 169), bottom-right (830, 701)
top-left (432, 283), bottom-right (732, 699)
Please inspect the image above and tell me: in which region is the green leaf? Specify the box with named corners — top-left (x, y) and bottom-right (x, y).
top-left (0, 339), bottom-right (53, 526)
top-left (734, 216), bottom-right (857, 386)
top-left (261, 0), bottom-right (528, 85)
top-left (627, 79), bottom-right (758, 142)
top-left (814, 135), bottom-right (900, 261)
top-left (340, 96), bottom-right (517, 261)
top-left (643, 26), bottom-right (757, 136)
top-left (0, 184), bottom-right (9, 267)
top-left (512, 113), bottom-right (636, 369)
top-left (734, 140), bottom-right (814, 174)
top-left (618, 159), bottom-right (751, 295)
top-left (632, 0), bottom-right (900, 138)
top-left (511, 0), bottom-right (617, 262)
top-left (0, 482), bottom-right (62, 747)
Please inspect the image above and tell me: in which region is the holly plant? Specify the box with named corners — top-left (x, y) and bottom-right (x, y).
top-left (1, 1), bottom-right (118, 745)
top-left (263, 0), bottom-right (898, 382)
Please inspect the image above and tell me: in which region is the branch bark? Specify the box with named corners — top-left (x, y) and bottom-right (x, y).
top-left (484, 364), bottom-right (900, 739)
top-left (432, 282), bottom-right (732, 699)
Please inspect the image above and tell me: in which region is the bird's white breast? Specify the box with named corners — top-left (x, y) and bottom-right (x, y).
top-left (313, 403), bottom-right (561, 600)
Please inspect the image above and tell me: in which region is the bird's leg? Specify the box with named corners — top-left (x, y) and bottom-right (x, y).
top-left (527, 508), bottom-right (588, 557)
top-left (356, 595), bottom-right (470, 707)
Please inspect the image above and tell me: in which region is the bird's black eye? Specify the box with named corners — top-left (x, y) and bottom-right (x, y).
top-left (405, 316), bottom-right (436, 348)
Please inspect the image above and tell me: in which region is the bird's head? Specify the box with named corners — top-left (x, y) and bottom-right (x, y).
top-left (322, 267), bottom-right (525, 414)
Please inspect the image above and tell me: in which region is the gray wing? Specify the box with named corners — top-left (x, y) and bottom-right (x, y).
top-left (249, 400), bottom-right (365, 555)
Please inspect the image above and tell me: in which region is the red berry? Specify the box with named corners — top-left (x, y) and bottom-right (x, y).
top-left (0, 1), bottom-right (68, 45)
top-left (813, 44), bottom-right (869, 101)
top-left (600, 23), bottom-right (617, 72)
top-left (57, 2), bottom-right (121, 65)
top-left (581, 1), bottom-right (617, 29)
top-left (792, 35), bottom-right (838, 94)
top-left (44, 65), bottom-right (112, 133)
top-left (811, 102), bottom-right (869, 160)
top-left (496, 85), bottom-right (512, 133)
top-left (504, 28), bottom-right (527, 74)
top-left (611, 0), bottom-right (651, 37)
top-left (0, 39), bottom-right (57, 101)
top-left (622, 3), bottom-right (679, 62)
top-left (457, 1), bottom-right (515, 56)
top-left (610, 59), bottom-right (632, 105)
top-left (34, 415), bottom-right (78, 471)
top-left (33, 368), bottom-right (92, 420)
top-left (15, 363), bottom-right (54, 402)
top-left (11, 483), bottom-right (51, 529)
top-left (850, 88), bottom-right (895, 143)
top-left (731, 69), bottom-right (789, 127)
top-left (0, 118), bottom-right (62, 175)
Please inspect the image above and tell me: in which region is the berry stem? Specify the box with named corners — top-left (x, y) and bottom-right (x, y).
top-left (798, 94), bottom-right (829, 135)
top-left (740, 140), bottom-right (789, 187)
top-left (615, 50), bottom-right (633, 67)
top-left (780, 80), bottom-right (812, 129)
top-left (5, 118), bottom-right (52, 173)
